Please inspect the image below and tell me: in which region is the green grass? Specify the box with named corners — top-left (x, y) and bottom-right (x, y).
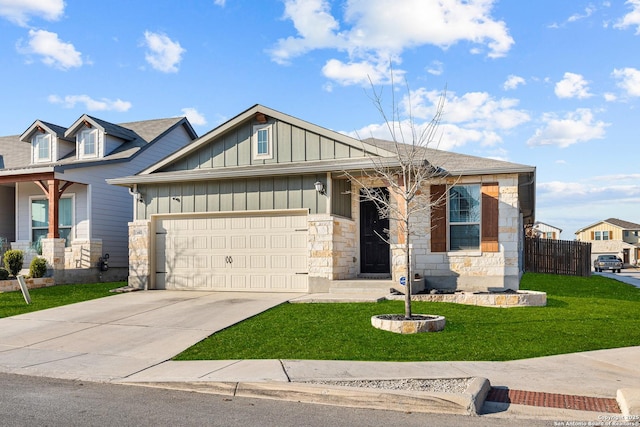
top-left (174, 273), bottom-right (640, 362)
top-left (0, 282), bottom-right (124, 318)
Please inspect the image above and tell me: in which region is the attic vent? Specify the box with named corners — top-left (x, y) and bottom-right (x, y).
top-left (255, 113), bottom-right (268, 124)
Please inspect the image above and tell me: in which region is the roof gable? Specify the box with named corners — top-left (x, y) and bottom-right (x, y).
top-left (142, 104), bottom-right (395, 175)
top-left (575, 217), bottom-right (640, 234)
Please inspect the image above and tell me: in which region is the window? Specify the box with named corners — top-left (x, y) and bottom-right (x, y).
top-left (594, 231), bottom-right (610, 241)
top-left (33, 134), bottom-right (51, 162)
top-left (31, 197), bottom-right (73, 247)
top-left (449, 184), bottom-right (481, 250)
top-left (79, 129), bottom-right (97, 158)
top-left (252, 124), bottom-right (272, 159)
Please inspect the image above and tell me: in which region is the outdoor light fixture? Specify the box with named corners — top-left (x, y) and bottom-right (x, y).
top-left (314, 181), bottom-right (326, 196)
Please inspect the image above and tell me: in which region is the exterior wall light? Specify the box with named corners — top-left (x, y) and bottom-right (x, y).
top-left (314, 181), bottom-right (326, 196)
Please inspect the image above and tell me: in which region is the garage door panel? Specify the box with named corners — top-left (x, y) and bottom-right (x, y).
top-left (156, 212), bottom-right (308, 292)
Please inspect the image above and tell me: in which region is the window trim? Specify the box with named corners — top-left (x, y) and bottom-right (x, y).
top-left (448, 184), bottom-right (481, 251)
top-left (29, 194), bottom-right (75, 246)
top-left (252, 124), bottom-right (273, 160)
top-left (78, 128), bottom-right (99, 159)
top-left (33, 133), bottom-right (52, 163)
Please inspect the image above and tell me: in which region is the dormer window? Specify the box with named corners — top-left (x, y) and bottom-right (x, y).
top-left (33, 133), bottom-right (51, 163)
top-left (79, 128), bottom-right (98, 159)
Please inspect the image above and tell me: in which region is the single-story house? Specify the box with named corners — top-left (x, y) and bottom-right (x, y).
top-left (576, 218), bottom-right (640, 266)
top-left (0, 114), bottom-right (197, 283)
top-left (108, 105), bottom-right (536, 293)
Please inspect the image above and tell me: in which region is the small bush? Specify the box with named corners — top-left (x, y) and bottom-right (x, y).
top-left (29, 257), bottom-right (48, 278)
top-left (0, 267), bottom-right (9, 280)
top-left (3, 249), bottom-right (24, 277)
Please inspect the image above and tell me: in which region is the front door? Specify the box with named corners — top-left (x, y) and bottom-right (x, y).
top-left (360, 188), bottom-right (390, 274)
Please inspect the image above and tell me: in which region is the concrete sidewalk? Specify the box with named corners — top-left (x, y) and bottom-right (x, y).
top-left (0, 285), bottom-right (639, 421)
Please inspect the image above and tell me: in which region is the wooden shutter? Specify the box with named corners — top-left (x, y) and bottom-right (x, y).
top-left (591, 231), bottom-right (595, 240)
top-left (431, 184), bottom-right (447, 252)
top-left (481, 183), bottom-right (499, 252)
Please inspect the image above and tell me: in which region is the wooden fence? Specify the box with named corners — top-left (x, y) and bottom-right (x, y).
top-left (524, 237), bottom-right (592, 277)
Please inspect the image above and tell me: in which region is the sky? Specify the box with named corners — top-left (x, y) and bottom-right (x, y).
top-left (1, 0), bottom-right (639, 239)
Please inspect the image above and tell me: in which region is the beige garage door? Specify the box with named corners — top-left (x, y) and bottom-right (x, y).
top-left (154, 211), bottom-right (309, 292)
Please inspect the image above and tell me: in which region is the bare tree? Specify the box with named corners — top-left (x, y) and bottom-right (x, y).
top-left (344, 81), bottom-right (449, 320)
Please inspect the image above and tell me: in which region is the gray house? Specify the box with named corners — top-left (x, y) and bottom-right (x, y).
top-left (0, 115), bottom-right (197, 283)
top-left (109, 105), bottom-right (536, 293)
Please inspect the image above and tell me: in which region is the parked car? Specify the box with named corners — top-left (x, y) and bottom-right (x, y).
top-left (593, 255), bottom-right (623, 273)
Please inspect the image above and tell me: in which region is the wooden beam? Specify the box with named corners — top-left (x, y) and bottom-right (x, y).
top-left (47, 179), bottom-right (60, 239)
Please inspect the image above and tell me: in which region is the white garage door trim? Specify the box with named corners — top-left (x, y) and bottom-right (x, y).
top-left (152, 209), bottom-right (309, 292)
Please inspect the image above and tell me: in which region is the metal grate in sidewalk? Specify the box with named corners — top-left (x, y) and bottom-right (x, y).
top-left (486, 387), bottom-right (621, 413)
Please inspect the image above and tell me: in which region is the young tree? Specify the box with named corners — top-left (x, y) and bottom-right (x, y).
top-left (345, 82), bottom-right (450, 320)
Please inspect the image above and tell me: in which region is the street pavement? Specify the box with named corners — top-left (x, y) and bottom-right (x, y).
top-left (0, 273), bottom-right (639, 423)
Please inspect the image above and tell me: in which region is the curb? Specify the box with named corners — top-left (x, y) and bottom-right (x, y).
top-left (122, 377), bottom-right (491, 416)
top-left (617, 388), bottom-right (640, 416)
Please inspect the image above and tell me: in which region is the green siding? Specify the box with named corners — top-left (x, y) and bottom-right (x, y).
top-left (159, 117), bottom-right (373, 173)
top-left (139, 174), bottom-right (327, 219)
top-left (331, 179), bottom-right (352, 218)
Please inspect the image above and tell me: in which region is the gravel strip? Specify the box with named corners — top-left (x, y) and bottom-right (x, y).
top-left (300, 378), bottom-right (471, 393)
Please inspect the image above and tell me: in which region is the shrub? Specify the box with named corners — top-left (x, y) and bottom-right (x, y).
top-left (0, 267), bottom-right (9, 280)
top-left (3, 249), bottom-right (24, 277)
top-left (29, 257), bottom-right (48, 279)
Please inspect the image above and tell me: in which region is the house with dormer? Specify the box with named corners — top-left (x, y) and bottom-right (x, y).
top-left (575, 218), bottom-right (640, 266)
top-left (0, 115), bottom-right (197, 283)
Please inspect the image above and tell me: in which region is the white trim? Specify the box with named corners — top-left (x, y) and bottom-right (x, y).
top-left (252, 123), bottom-right (273, 160)
top-left (28, 193), bottom-right (76, 244)
top-left (78, 128), bottom-right (99, 159)
top-left (32, 133), bottom-right (52, 163)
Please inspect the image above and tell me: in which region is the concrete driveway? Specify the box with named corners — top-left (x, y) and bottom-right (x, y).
top-left (0, 291), bottom-right (297, 382)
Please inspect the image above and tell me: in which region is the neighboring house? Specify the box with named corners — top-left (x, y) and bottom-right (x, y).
top-left (575, 218), bottom-right (640, 266)
top-left (0, 115), bottom-right (197, 283)
top-left (108, 105), bottom-right (536, 293)
top-left (533, 221), bottom-right (562, 239)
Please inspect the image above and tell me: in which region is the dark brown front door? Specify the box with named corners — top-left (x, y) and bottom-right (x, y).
top-left (360, 188), bottom-right (390, 274)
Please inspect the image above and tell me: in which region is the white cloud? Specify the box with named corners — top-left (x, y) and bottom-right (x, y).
top-left (18, 29), bottom-right (82, 70)
top-left (567, 5), bottom-right (596, 22)
top-left (612, 67), bottom-right (640, 97)
top-left (0, 0), bottom-right (64, 26)
top-left (554, 72), bottom-right (592, 99)
top-left (321, 58), bottom-right (400, 86)
top-left (48, 94), bottom-right (132, 112)
top-left (143, 31), bottom-right (185, 73)
top-left (181, 107), bottom-right (207, 126)
top-left (214, 0), bottom-right (226, 6)
top-left (526, 108), bottom-right (608, 148)
top-left (615, 0), bottom-right (640, 34)
top-left (347, 87), bottom-right (529, 151)
top-left (270, 0), bottom-right (513, 86)
top-left (426, 61), bottom-right (443, 76)
top-left (503, 75), bottom-right (525, 90)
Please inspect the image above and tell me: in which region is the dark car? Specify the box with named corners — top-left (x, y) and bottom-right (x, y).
top-left (593, 255), bottom-right (623, 273)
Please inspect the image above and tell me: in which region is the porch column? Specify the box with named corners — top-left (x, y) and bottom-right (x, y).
top-left (47, 179), bottom-right (60, 238)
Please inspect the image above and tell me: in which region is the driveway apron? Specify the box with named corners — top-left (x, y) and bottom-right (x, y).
top-left (0, 291), bottom-right (297, 382)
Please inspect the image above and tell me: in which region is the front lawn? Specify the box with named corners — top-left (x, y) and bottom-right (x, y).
top-left (175, 273), bottom-right (640, 362)
top-left (0, 282), bottom-right (124, 318)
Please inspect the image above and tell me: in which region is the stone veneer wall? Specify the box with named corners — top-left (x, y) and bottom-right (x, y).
top-left (415, 175), bottom-right (522, 291)
top-left (350, 174), bottom-right (523, 292)
top-left (64, 240), bottom-right (103, 269)
top-left (128, 220), bottom-right (151, 290)
top-left (307, 214), bottom-right (357, 292)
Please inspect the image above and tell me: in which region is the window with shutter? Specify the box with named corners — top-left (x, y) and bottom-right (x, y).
top-left (481, 183), bottom-right (499, 252)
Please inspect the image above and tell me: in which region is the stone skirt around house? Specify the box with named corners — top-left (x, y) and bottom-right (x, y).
top-left (0, 277), bottom-right (55, 293)
top-left (387, 290), bottom-right (547, 307)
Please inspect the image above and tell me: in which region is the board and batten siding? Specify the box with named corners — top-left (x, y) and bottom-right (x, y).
top-left (160, 119), bottom-right (367, 172)
top-left (137, 174), bottom-right (331, 220)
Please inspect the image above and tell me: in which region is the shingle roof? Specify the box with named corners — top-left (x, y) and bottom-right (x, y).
top-left (604, 218), bottom-right (640, 230)
top-left (0, 116), bottom-right (192, 171)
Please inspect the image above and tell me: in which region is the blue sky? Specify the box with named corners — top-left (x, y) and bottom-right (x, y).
top-left (1, 0), bottom-right (639, 238)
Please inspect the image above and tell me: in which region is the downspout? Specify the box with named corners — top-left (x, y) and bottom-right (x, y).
top-left (128, 184), bottom-right (139, 221)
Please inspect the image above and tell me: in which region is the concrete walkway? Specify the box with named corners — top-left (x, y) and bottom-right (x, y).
top-left (0, 274), bottom-right (639, 421)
